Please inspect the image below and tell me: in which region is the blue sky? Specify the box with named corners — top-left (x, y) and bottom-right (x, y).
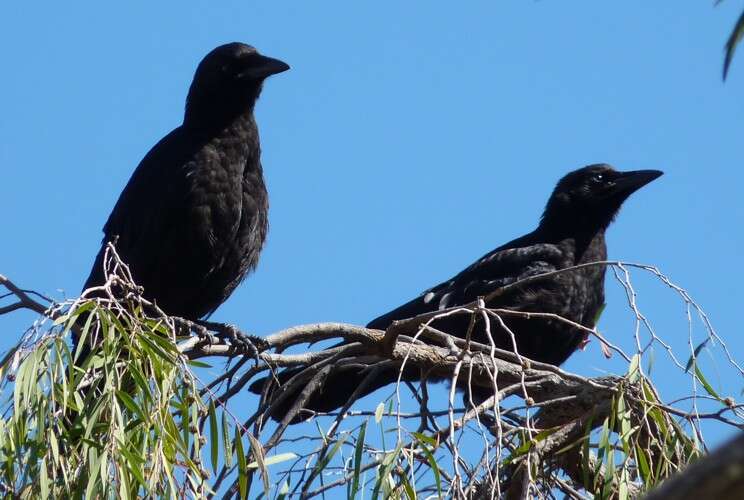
top-left (2, 0), bottom-right (743, 481)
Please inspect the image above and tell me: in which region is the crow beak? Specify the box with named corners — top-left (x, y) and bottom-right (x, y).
top-left (613, 169), bottom-right (664, 194)
top-left (238, 55), bottom-right (290, 81)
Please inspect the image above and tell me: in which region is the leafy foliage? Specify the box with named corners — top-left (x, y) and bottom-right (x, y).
top-left (0, 303), bottom-right (207, 498)
top-left (0, 251), bottom-right (742, 498)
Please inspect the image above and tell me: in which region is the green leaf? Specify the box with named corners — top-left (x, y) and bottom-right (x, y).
top-left (646, 347), bottom-right (656, 377)
top-left (99, 450), bottom-right (110, 494)
top-left (602, 448), bottom-right (615, 498)
top-left (371, 442), bottom-right (403, 500)
top-left (137, 335), bottom-right (176, 367)
top-left (53, 313), bottom-right (71, 326)
top-left (247, 432), bottom-right (269, 497)
top-left (161, 449), bottom-right (179, 498)
top-left (209, 401), bottom-right (219, 474)
top-left (84, 448), bottom-right (104, 500)
top-left (119, 472), bottom-right (132, 500)
top-left (619, 467), bottom-right (629, 500)
top-left (49, 432), bottom-right (60, 468)
top-left (187, 359), bottom-right (212, 368)
top-left (351, 421), bottom-right (367, 498)
top-left (313, 433), bottom-right (349, 478)
top-left (684, 339), bottom-right (710, 372)
top-left (597, 417), bottom-right (610, 463)
top-left (635, 444), bottom-right (651, 484)
top-left (40, 457), bottom-right (50, 499)
top-left (127, 365), bottom-right (153, 405)
top-left (277, 480), bottom-right (290, 500)
top-left (723, 7), bottom-right (744, 79)
top-left (413, 433), bottom-right (441, 497)
top-left (504, 427), bottom-right (557, 464)
top-left (247, 452), bottom-right (297, 469)
top-left (694, 364), bottom-right (722, 400)
top-left (222, 411), bottom-right (233, 468)
top-left (374, 402), bottom-right (384, 423)
top-left (627, 353), bottom-right (641, 383)
top-left (582, 415), bottom-right (593, 489)
top-left (235, 426), bottom-right (247, 500)
top-left (398, 467), bottom-right (416, 500)
top-left (410, 432), bottom-right (437, 448)
top-left (116, 390), bottom-right (146, 422)
top-left (117, 444), bottom-right (147, 489)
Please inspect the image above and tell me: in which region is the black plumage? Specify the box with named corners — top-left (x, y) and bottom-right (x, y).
top-left (75, 43), bottom-right (288, 354)
top-left (252, 164), bottom-right (662, 421)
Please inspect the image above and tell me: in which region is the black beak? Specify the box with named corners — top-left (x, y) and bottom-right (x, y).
top-left (613, 169), bottom-right (664, 194)
top-left (239, 54), bottom-right (290, 81)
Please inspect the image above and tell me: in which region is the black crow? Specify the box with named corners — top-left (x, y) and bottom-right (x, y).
top-left (75, 43), bottom-right (289, 355)
top-left (251, 165), bottom-right (662, 421)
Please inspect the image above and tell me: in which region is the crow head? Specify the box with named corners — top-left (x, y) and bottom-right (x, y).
top-left (185, 42), bottom-right (289, 125)
top-left (541, 164), bottom-right (663, 231)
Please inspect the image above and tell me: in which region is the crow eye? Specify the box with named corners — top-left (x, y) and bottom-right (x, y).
top-left (591, 173), bottom-right (604, 183)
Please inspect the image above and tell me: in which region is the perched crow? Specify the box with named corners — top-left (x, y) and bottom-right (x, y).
top-left (251, 165), bottom-right (662, 421)
top-left (75, 43), bottom-right (289, 355)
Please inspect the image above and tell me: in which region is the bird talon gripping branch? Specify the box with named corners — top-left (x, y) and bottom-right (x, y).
top-left (225, 325), bottom-right (268, 355)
